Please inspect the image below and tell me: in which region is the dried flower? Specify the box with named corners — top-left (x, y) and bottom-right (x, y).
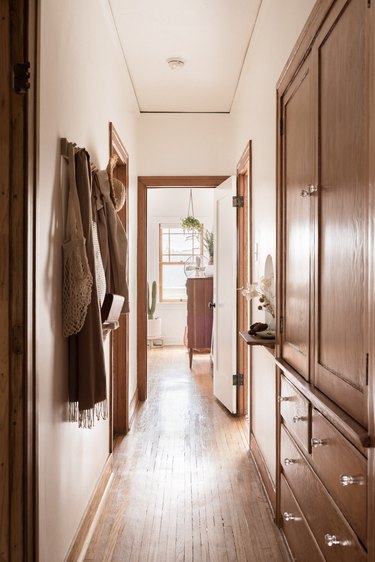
top-left (240, 276), bottom-right (275, 318)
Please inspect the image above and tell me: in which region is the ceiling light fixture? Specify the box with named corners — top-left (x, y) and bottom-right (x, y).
top-left (167, 57), bottom-right (185, 70)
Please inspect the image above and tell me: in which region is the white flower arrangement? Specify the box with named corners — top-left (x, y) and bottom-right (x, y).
top-left (240, 276), bottom-right (275, 319)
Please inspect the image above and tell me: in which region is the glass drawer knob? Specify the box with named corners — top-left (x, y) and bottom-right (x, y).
top-left (283, 512), bottom-right (301, 522)
top-left (311, 437), bottom-right (325, 447)
top-left (293, 415), bottom-right (303, 423)
top-left (324, 534), bottom-right (351, 547)
top-left (284, 458), bottom-right (296, 466)
top-left (339, 474), bottom-right (365, 486)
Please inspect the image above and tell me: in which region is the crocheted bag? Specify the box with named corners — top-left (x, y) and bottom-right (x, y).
top-left (62, 143), bottom-right (93, 337)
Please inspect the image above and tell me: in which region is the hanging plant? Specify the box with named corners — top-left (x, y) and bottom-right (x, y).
top-left (181, 189), bottom-right (203, 232)
top-left (181, 215), bottom-right (202, 232)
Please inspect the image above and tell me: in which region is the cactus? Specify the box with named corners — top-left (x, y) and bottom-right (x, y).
top-left (147, 281), bottom-right (157, 319)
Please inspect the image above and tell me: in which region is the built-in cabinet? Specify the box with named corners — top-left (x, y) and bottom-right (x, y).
top-left (276, 0), bottom-right (373, 559)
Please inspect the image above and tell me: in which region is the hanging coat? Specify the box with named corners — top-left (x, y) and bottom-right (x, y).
top-left (93, 169), bottom-right (130, 313)
top-left (68, 148), bottom-right (107, 427)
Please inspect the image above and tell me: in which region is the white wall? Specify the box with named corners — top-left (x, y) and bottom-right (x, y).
top-left (147, 188), bottom-right (214, 345)
top-left (139, 113), bottom-right (234, 175)
top-left (231, 0), bottom-right (315, 482)
top-left (37, 1), bottom-right (139, 560)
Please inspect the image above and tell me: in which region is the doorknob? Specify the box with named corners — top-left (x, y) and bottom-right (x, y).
top-left (208, 302), bottom-right (216, 309)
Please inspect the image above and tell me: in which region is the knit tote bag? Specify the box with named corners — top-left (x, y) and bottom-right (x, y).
top-left (62, 143), bottom-right (93, 337)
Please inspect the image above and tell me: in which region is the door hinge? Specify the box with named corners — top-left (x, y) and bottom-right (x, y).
top-left (280, 117), bottom-right (284, 136)
top-left (365, 353), bottom-right (369, 385)
top-left (13, 62), bottom-right (30, 94)
top-left (232, 196), bottom-right (244, 208)
top-left (233, 374), bottom-right (244, 386)
top-left (279, 316), bottom-right (284, 333)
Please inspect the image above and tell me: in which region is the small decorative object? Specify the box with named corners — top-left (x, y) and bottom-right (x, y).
top-left (181, 189), bottom-right (202, 233)
top-left (203, 230), bottom-right (214, 264)
top-left (240, 276), bottom-right (275, 328)
top-left (248, 322), bottom-right (268, 336)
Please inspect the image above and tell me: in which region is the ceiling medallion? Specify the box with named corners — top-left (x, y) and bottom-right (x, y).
top-left (166, 57), bottom-right (185, 70)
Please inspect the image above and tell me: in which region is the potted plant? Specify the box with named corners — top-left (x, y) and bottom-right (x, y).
top-left (181, 189), bottom-right (202, 233)
top-left (203, 230), bottom-right (214, 264)
top-left (147, 280), bottom-right (162, 339)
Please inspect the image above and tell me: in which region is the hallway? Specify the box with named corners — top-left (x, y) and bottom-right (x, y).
top-left (84, 347), bottom-right (289, 561)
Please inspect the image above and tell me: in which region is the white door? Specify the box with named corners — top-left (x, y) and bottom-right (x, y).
top-left (213, 176), bottom-right (237, 413)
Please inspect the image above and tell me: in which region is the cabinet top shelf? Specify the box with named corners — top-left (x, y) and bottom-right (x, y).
top-left (239, 331), bottom-right (275, 350)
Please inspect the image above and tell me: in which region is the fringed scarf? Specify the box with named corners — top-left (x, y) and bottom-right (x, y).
top-left (66, 147), bottom-right (107, 428)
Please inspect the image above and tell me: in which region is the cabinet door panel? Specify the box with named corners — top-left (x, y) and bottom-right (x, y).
top-left (281, 61), bottom-right (313, 380)
top-left (315, 0), bottom-right (368, 427)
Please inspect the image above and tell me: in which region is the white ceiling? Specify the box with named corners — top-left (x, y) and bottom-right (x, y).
top-left (109, 0), bottom-right (262, 113)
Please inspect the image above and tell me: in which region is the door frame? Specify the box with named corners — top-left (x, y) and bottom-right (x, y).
top-left (137, 176), bottom-right (229, 401)
top-left (109, 123), bottom-right (130, 442)
top-left (236, 142), bottom-right (252, 417)
top-left (0, 0), bottom-right (38, 559)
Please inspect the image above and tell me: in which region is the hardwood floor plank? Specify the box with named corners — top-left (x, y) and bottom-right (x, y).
top-left (84, 347), bottom-right (289, 562)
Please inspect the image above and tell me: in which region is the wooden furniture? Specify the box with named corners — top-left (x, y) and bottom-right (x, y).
top-left (275, 0), bottom-right (373, 559)
top-left (186, 277), bottom-right (213, 368)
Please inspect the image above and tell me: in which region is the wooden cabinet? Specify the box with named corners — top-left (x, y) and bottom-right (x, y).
top-left (276, 0), bottom-right (373, 559)
top-left (186, 277), bottom-right (213, 368)
top-left (279, 0), bottom-right (369, 427)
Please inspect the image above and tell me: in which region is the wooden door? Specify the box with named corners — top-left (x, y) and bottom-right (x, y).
top-left (280, 57), bottom-right (314, 381)
top-left (213, 177), bottom-right (237, 414)
top-left (236, 143), bottom-right (251, 416)
top-left (109, 123), bottom-right (130, 437)
top-left (314, 0), bottom-right (368, 427)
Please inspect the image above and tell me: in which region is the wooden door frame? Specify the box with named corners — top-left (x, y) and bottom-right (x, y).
top-left (0, 0), bottom-right (38, 559)
top-left (137, 176), bottom-right (229, 401)
top-left (236, 142), bottom-right (251, 417)
top-left (109, 123), bottom-right (130, 442)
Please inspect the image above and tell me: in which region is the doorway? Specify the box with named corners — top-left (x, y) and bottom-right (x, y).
top-left (137, 176), bottom-right (229, 401)
top-left (109, 123), bottom-right (130, 442)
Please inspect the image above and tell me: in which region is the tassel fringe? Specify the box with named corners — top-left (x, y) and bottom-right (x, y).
top-left (68, 399), bottom-right (108, 428)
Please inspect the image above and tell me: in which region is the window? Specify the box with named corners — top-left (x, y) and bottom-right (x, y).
top-left (159, 224), bottom-right (203, 302)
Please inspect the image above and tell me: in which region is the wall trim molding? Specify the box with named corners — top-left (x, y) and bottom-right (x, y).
top-left (129, 388), bottom-right (139, 429)
top-left (64, 455), bottom-right (113, 562)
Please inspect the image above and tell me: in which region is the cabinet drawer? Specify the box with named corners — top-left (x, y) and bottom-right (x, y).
top-left (311, 409), bottom-right (367, 546)
top-left (281, 425), bottom-right (366, 561)
top-left (281, 475), bottom-right (324, 561)
top-left (280, 376), bottom-right (310, 452)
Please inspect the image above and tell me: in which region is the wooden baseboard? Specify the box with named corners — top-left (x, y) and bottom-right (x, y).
top-left (250, 434), bottom-right (276, 517)
top-left (129, 388), bottom-right (138, 429)
top-left (64, 454), bottom-right (113, 562)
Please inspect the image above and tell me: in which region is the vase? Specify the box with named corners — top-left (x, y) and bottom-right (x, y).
top-left (147, 317), bottom-right (162, 339)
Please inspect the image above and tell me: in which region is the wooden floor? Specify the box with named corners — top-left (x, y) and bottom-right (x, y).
top-left (84, 347), bottom-right (289, 562)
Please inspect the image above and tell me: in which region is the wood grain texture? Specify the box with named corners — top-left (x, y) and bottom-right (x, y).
top-left (314, 0), bottom-right (368, 427)
top-left (277, 359), bottom-right (369, 453)
top-left (281, 425), bottom-right (366, 562)
top-left (83, 347), bottom-right (289, 562)
top-left (0, 2), bottom-right (11, 558)
top-left (236, 142), bottom-right (250, 416)
top-left (280, 476), bottom-right (324, 562)
top-left (110, 123), bottom-right (130, 437)
top-left (368, 1), bottom-right (375, 560)
top-left (282, 59), bottom-right (312, 380)
top-left (310, 409), bottom-right (367, 545)
top-left (186, 277), bottom-right (213, 361)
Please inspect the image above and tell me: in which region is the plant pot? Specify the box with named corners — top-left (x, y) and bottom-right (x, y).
top-left (147, 317), bottom-right (162, 339)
